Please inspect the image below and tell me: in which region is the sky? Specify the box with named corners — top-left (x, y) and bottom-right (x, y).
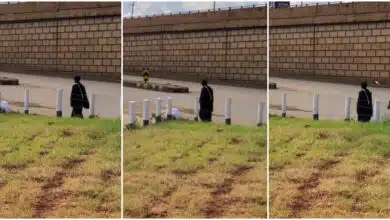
top-left (123, 1), bottom-right (266, 18)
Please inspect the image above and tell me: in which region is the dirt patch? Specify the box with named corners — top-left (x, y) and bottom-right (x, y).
top-left (196, 139), bottom-right (210, 148)
top-left (202, 165), bottom-right (252, 217)
top-left (355, 169), bottom-right (380, 183)
top-left (33, 158), bottom-right (86, 217)
top-left (142, 186), bottom-right (178, 218)
top-left (229, 137), bottom-right (243, 145)
top-left (39, 151), bottom-right (49, 156)
top-left (87, 132), bottom-right (102, 140)
top-left (101, 169), bottom-right (121, 181)
top-left (172, 169), bottom-right (198, 177)
top-left (145, 204), bottom-right (168, 218)
top-left (335, 152), bottom-right (348, 157)
top-left (60, 159), bottom-right (85, 170)
top-left (1, 163), bottom-right (27, 171)
top-left (79, 149), bottom-right (96, 156)
top-left (61, 130), bottom-right (73, 138)
top-left (0, 182), bottom-right (6, 190)
top-left (208, 157), bottom-right (218, 164)
top-left (28, 131), bottom-right (43, 141)
top-left (317, 132), bottom-right (329, 140)
top-left (288, 160), bottom-right (340, 217)
top-left (316, 159), bottom-right (340, 170)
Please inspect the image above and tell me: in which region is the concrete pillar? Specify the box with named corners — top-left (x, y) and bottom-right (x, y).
top-left (313, 93), bottom-right (319, 120)
top-left (143, 99), bottom-right (150, 126)
top-left (344, 96), bottom-right (351, 121)
top-left (89, 93), bottom-right (96, 118)
top-left (128, 101), bottom-right (136, 129)
top-left (156, 97), bottom-right (162, 123)
top-left (194, 97), bottom-right (199, 121)
top-left (24, 88), bottom-right (30, 115)
top-left (282, 92), bottom-right (286, 117)
top-left (56, 88), bottom-right (63, 117)
top-left (167, 97), bottom-right (172, 120)
top-left (225, 97), bottom-right (232, 125)
top-left (257, 102), bottom-right (265, 127)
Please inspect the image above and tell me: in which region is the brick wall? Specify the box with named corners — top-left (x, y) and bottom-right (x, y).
top-left (270, 2), bottom-right (390, 86)
top-left (0, 2), bottom-right (121, 82)
top-left (124, 7), bottom-right (266, 88)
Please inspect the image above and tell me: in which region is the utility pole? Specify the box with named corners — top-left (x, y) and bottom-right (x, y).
top-left (213, 1), bottom-right (216, 11)
top-left (131, 1), bottom-right (135, 18)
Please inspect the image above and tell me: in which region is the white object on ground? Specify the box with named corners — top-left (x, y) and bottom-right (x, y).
top-left (172, 108), bottom-right (181, 119)
top-left (0, 101), bottom-right (10, 113)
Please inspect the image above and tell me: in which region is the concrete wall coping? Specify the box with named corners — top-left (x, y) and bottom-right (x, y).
top-left (270, 2), bottom-right (390, 27)
top-left (0, 2), bottom-right (121, 22)
top-left (124, 7), bottom-right (266, 34)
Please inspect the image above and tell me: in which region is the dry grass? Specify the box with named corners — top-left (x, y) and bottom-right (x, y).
top-left (124, 120), bottom-right (266, 218)
top-left (270, 117), bottom-right (390, 218)
top-left (0, 114), bottom-right (120, 218)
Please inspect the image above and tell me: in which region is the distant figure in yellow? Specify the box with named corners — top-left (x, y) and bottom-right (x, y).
top-left (142, 67), bottom-right (150, 83)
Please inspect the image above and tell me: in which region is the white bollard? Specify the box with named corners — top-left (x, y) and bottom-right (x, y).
top-left (225, 97), bottom-right (232, 125)
top-left (156, 97), bottom-right (162, 123)
top-left (89, 93), bottom-right (96, 118)
top-left (257, 102), bottom-right (265, 126)
top-left (194, 97), bottom-right (199, 121)
top-left (143, 99), bottom-right (150, 126)
top-left (24, 88), bottom-right (30, 114)
top-left (128, 101), bottom-right (136, 129)
top-left (282, 92), bottom-right (287, 117)
top-left (373, 100), bottom-right (381, 123)
top-left (313, 93), bottom-right (319, 120)
top-left (167, 97), bottom-right (173, 120)
top-left (56, 88), bottom-right (63, 117)
top-left (344, 96), bottom-right (351, 121)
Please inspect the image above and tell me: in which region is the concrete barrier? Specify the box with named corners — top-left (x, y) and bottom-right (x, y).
top-left (0, 77), bottom-right (19, 85)
top-left (123, 79), bottom-right (189, 93)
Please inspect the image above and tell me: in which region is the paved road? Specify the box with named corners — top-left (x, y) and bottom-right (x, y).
top-left (0, 72), bottom-right (120, 119)
top-left (270, 77), bottom-right (390, 120)
top-left (123, 75), bottom-right (266, 126)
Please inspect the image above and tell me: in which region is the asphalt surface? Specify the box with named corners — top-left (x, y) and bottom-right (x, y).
top-left (0, 72), bottom-right (120, 119)
top-left (123, 75), bottom-right (266, 126)
top-left (270, 77), bottom-right (390, 120)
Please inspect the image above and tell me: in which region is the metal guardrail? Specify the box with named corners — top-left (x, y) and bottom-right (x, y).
top-left (125, 3), bottom-right (266, 20)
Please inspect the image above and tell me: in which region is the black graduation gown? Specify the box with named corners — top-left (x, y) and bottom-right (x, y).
top-left (70, 83), bottom-right (89, 118)
top-left (357, 89), bottom-right (373, 122)
top-left (199, 85), bottom-right (214, 121)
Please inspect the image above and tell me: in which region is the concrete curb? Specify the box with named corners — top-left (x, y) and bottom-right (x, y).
top-left (0, 77), bottom-right (19, 85)
top-left (123, 80), bottom-right (189, 93)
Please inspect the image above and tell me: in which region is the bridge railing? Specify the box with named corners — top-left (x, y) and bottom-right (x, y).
top-left (277, 1), bottom-right (354, 8)
top-left (125, 3), bottom-right (266, 20)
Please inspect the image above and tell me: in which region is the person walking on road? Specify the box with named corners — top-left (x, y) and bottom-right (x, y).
top-left (70, 76), bottom-right (89, 118)
top-left (199, 80), bottom-right (214, 122)
top-left (357, 81), bottom-right (373, 122)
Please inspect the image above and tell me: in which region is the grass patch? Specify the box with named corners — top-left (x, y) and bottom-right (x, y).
top-left (124, 120), bottom-right (266, 218)
top-left (270, 117), bottom-right (390, 218)
top-left (0, 114), bottom-right (120, 218)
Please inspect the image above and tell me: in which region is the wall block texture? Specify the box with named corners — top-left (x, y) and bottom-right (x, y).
top-left (124, 7), bottom-right (266, 88)
top-left (270, 2), bottom-right (390, 86)
top-left (0, 2), bottom-right (121, 82)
